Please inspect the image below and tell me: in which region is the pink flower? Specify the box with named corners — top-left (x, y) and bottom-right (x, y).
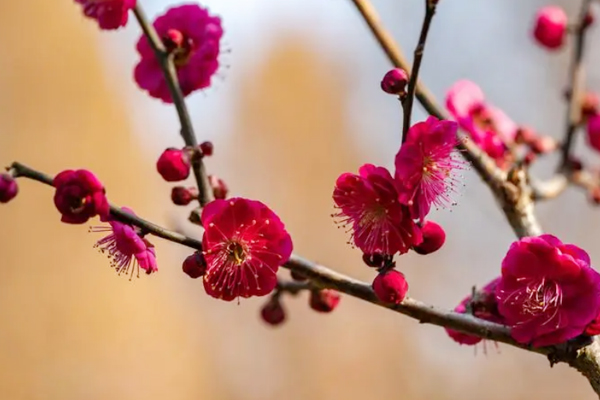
top-left (381, 68), bottom-right (408, 95)
top-left (309, 289), bottom-right (341, 313)
top-left (156, 148), bottom-right (190, 182)
top-left (446, 277), bottom-right (504, 346)
top-left (446, 80), bottom-right (517, 163)
top-left (0, 173), bottom-right (18, 203)
top-left (92, 207), bottom-right (158, 277)
top-left (496, 235), bottom-right (600, 347)
top-left (372, 269), bottom-right (408, 305)
top-left (134, 4), bottom-right (223, 102)
top-left (74, 0), bottom-right (136, 30)
top-left (533, 6), bottom-right (568, 50)
top-left (412, 220), bottom-right (446, 255)
top-left (53, 169), bottom-right (110, 224)
top-left (586, 113), bottom-right (600, 152)
top-left (333, 164), bottom-right (422, 256)
top-left (201, 198), bottom-right (293, 301)
top-left (394, 117), bottom-right (463, 222)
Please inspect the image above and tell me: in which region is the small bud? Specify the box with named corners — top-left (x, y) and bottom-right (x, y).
top-left (591, 187), bottom-right (600, 205)
top-left (164, 29), bottom-right (184, 49)
top-left (171, 186), bottom-right (198, 206)
top-left (533, 6), bottom-right (568, 50)
top-left (515, 126), bottom-right (537, 144)
top-left (586, 113), bottom-right (600, 153)
top-left (0, 173), bottom-right (18, 203)
top-left (380, 68), bottom-right (409, 95)
top-left (362, 253), bottom-right (387, 268)
top-left (309, 289), bottom-right (340, 313)
top-left (567, 156), bottom-right (584, 171)
top-left (412, 221), bottom-right (446, 255)
top-left (372, 269), bottom-right (408, 305)
top-left (529, 136), bottom-right (557, 154)
top-left (157, 148), bottom-right (190, 182)
top-left (582, 92), bottom-right (599, 118)
top-left (584, 9), bottom-right (595, 28)
top-left (290, 270), bottom-right (307, 282)
top-left (261, 298), bottom-right (286, 326)
top-left (209, 175), bottom-right (229, 199)
top-left (199, 141), bottom-right (214, 157)
top-left (182, 251), bottom-right (207, 278)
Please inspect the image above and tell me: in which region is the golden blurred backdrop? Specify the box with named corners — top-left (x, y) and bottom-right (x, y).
top-left (0, 1), bottom-right (598, 399)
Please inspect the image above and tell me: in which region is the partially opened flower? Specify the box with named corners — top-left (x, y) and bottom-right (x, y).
top-left (92, 207), bottom-right (158, 278)
top-left (134, 4), bottom-right (223, 102)
top-left (446, 80), bottom-right (517, 164)
top-left (201, 198), bottom-right (293, 301)
top-left (446, 277), bottom-right (503, 346)
top-left (394, 117), bottom-right (463, 222)
top-left (53, 169), bottom-right (110, 224)
top-left (74, 0), bottom-right (136, 30)
top-left (333, 164), bottom-right (422, 256)
top-left (496, 235), bottom-right (600, 347)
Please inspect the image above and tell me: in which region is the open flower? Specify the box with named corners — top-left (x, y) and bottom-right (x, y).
top-left (446, 277), bottom-right (504, 346)
top-left (74, 0), bottom-right (136, 30)
top-left (201, 198), bottom-right (293, 301)
top-left (496, 235), bottom-right (600, 347)
top-left (446, 80), bottom-right (517, 164)
top-left (134, 4), bottom-right (223, 102)
top-left (53, 169), bottom-right (110, 224)
top-left (92, 207), bottom-right (158, 277)
top-left (333, 164), bottom-right (422, 256)
top-left (394, 117), bottom-right (463, 222)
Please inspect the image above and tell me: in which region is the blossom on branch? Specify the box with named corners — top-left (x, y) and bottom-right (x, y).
top-left (74, 0), bottom-right (136, 30)
top-left (201, 198), bottom-right (293, 301)
top-left (92, 207), bottom-right (158, 277)
top-left (394, 117), bottom-right (463, 222)
top-left (156, 148), bottom-right (191, 182)
top-left (333, 164), bottom-right (422, 256)
top-left (0, 173), bottom-right (18, 203)
top-left (53, 169), bottom-right (109, 224)
top-left (446, 277), bottom-right (504, 346)
top-left (496, 235), bottom-right (600, 347)
top-left (533, 6), bottom-right (568, 50)
top-left (134, 3), bottom-right (223, 102)
top-left (446, 80), bottom-right (517, 165)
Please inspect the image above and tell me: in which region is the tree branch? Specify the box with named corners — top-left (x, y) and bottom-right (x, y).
top-left (402, 0), bottom-right (437, 141)
top-left (560, 0), bottom-right (593, 170)
top-left (133, 5), bottom-right (213, 207)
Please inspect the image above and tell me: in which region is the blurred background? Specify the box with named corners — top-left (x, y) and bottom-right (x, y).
top-left (1, 0), bottom-right (600, 399)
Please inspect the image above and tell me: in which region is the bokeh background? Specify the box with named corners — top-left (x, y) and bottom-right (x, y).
top-left (1, 0), bottom-right (600, 399)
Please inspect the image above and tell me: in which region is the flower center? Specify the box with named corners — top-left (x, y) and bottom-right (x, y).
top-left (360, 204), bottom-right (387, 227)
top-left (226, 241), bottom-right (246, 265)
top-left (162, 29), bottom-right (194, 67)
top-left (522, 278), bottom-right (562, 315)
top-left (68, 196), bottom-right (87, 213)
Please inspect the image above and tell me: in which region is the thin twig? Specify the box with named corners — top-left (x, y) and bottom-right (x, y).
top-left (133, 5), bottom-right (213, 207)
top-left (402, 0), bottom-right (437, 141)
top-left (560, 0), bottom-right (593, 170)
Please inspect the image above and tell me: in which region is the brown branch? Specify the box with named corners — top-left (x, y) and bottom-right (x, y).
top-left (560, 0), bottom-right (593, 170)
top-left (402, 0), bottom-right (437, 141)
top-left (348, 0), bottom-right (540, 238)
top-left (11, 161), bottom-right (600, 395)
top-left (133, 5), bottom-right (213, 207)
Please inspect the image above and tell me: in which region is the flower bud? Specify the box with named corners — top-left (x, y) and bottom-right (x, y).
top-left (584, 9), bottom-right (595, 28)
top-left (309, 289), bottom-right (340, 313)
top-left (209, 175), bottom-right (229, 199)
top-left (156, 148), bottom-right (190, 182)
top-left (261, 298), bottom-right (286, 326)
top-left (582, 92), bottom-right (599, 118)
top-left (590, 187), bottom-right (600, 206)
top-left (586, 113), bottom-right (600, 152)
top-left (515, 126), bottom-right (537, 145)
top-left (0, 173), bottom-right (18, 203)
top-left (372, 269), bottom-right (408, 305)
top-left (182, 251), bottom-right (207, 279)
top-left (380, 68), bottom-right (408, 95)
top-left (412, 221), bottom-right (446, 255)
top-left (199, 141), bottom-right (214, 157)
top-left (171, 186), bottom-right (198, 206)
top-left (533, 6), bottom-right (568, 50)
top-left (529, 136), bottom-right (557, 154)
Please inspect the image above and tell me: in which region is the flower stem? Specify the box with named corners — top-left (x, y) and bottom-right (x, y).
top-left (133, 5), bottom-right (213, 207)
top-left (401, 0), bottom-right (437, 142)
top-left (560, 0), bottom-right (593, 170)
